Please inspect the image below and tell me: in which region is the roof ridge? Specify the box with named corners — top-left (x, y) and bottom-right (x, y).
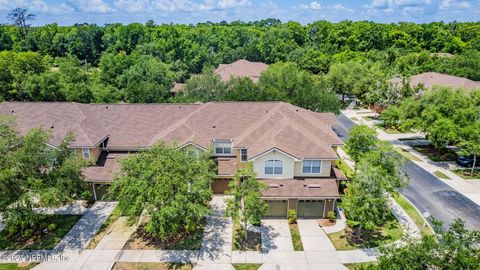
top-left (148, 102), bottom-right (210, 145)
top-left (232, 102), bottom-right (285, 146)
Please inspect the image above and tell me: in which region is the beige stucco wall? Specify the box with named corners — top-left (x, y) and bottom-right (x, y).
top-left (293, 160), bottom-right (332, 177)
top-left (253, 150), bottom-right (295, 179)
top-left (182, 144), bottom-right (205, 156)
top-left (75, 145), bottom-right (102, 163)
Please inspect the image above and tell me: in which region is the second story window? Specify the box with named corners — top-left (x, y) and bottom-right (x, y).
top-left (82, 148), bottom-right (91, 159)
top-left (302, 160), bottom-right (322, 174)
top-left (265, 159), bottom-right (283, 175)
top-left (241, 149), bottom-right (248, 162)
top-left (214, 141), bottom-right (232, 155)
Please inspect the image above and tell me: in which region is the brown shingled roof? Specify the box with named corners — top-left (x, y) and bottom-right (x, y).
top-left (82, 152), bottom-right (130, 182)
top-left (217, 158), bottom-right (238, 176)
top-left (390, 72), bottom-right (480, 91)
top-left (0, 102), bottom-right (342, 159)
top-left (214, 59), bottom-right (268, 82)
top-left (260, 179), bottom-right (340, 198)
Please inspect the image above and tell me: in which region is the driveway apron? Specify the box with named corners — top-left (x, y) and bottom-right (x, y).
top-left (261, 219), bottom-right (294, 252)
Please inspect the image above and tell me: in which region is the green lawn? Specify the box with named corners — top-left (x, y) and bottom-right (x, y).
top-left (0, 263), bottom-right (39, 270)
top-left (112, 262), bottom-right (193, 270)
top-left (363, 116), bottom-right (379, 121)
top-left (87, 204), bottom-right (122, 249)
top-left (289, 223), bottom-right (303, 251)
top-left (393, 194), bottom-right (433, 236)
top-left (233, 264), bottom-right (262, 270)
top-left (433, 171), bottom-right (451, 180)
top-left (344, 262), bottom-right (377, 270)
top-left (452, 169), bottom-right (480, 180)
top-left (412, 145), bottom-right (457, 162)
top-left (350, 117), bottom-right (359, 121)
top-left (0, 215), bottom-right (81, 250)
top-left (395, 148), bottom-right (422, 162)
top-left (328, 213), bottom-right (403, 250)
top-left (232, 219), bottom-right (261, 251)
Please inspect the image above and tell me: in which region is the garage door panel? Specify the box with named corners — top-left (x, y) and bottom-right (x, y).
top-left (265, 200), bottom-right (287, 218)
top-left (298, 200), bottom-right (324, 218)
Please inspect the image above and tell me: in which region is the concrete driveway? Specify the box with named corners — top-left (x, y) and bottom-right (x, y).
top-left (297, 220), bottom-right (335, 251)
top-left (261, 220), bottom-right (294, 252)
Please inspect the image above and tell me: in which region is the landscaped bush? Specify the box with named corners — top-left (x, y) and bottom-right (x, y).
top-left (288, 209), bottom-right (297, 224)
top-left (327, 211), bottom-right (337, 221)
top-left (22, 229), bottom-right (33, 238)
top-left (47, 223), bottom-right (57, 232)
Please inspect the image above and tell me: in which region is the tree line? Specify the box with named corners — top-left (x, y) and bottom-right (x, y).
top-left (1, 16), bottom-right (480, 112)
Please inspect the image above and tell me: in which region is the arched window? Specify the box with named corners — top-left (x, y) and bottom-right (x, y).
top-left (265, 159), bottom-right (283, 175)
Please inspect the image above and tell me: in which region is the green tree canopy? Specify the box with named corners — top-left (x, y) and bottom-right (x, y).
top-left (109, 142), bottom-right (215, 239)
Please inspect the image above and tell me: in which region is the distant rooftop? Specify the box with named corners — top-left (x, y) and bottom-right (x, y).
top-left (214, 59), bottom-right (268, 82)
top-left (389, 72), bottom-right (480, 91)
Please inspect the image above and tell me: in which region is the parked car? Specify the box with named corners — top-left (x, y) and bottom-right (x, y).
top-left (456, 156), bottom-right (474, 167)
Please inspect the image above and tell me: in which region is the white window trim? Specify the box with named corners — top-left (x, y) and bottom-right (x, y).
top-left (213, 140), bottom-right (232, 156)
top-left (240, 148), bottom-right (248, 162)
top-left (82, 148), bottom-right (91, 159)
top-left (302, 159), bottom-right (322, 174)
top-left (265, 159), bottom-right (283, 175)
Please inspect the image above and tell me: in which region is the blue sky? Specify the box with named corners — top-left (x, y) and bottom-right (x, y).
top-left (0, 0), bottom-right (479, 26)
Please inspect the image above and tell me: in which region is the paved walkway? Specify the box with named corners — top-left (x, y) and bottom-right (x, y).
top-left (194, 195), bottom-right (234, 269)
top-left (54, 202), bottom-right (118, 251)
top-left (322, 209), bottom-right (347, 234)
top-left (95, 217), bottom-right (137, 250)
top-left (297, 220), bottom-right (335, 251)
top-left (261, 220), bottom-right (294, 252)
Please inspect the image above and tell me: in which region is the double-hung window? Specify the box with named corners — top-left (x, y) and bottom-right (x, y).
top-left (302, 160), bottom-right (322, 174)
top-left (82, 148), bottom-right (91, 159)
top-left (265, 160), bottom-right (283, 175)
top-left (214, 141), bottom-right (232, 155)
top-left (240, 149), bottom-right (248, 162)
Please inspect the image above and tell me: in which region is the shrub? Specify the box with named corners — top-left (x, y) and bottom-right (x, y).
top-left (6, 225), bottom-right (19, 237)
top-left (81, 190), bottom-right (91, 201)
top-left (47, 223), bottom-right (57, 232)
top-left (327, 211), bottom-right (336, 220)
top-left (22, 229), bottom-right (33, 238)
top-left (288, 209), bottom-right (297, 224)
top-left (380, 106), bottom-right (401, 129)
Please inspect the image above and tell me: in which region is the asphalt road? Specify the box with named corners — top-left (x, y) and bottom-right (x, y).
top-left (335, 113), bottom-right (480, 231)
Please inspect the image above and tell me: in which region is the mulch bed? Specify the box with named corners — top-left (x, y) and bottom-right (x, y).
top-left (413, 145), bottom-right (457, 162)
top-left (318, 219), bottom-right (336, 227)
top-left (123, 225), bottom-right (204, 250)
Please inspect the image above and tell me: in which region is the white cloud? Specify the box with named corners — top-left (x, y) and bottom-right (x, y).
top-left (329, 3), bottom-right (354, 13)
top-left (217, 0), bottom-right (250, 9)
top-left (114, 0), bottom-right (150, 12)
top-left (366, 0), bottom-right (432, 10)
top-left (0, 0), bottom-right (74, 13)
top-left (310, 1), bottom-right (321, 10)
top-left (439, 0), bottom-right (471, 10)
top-left (76, 0), bottom-right (114, 13)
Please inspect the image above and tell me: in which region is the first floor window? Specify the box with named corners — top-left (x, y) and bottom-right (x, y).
top-left (82, 148), bottom-right (90, 159)
top-left (302, 160), bottom-right (321, 174)
top-left (241, 148), bottom-right (248, 161)
top-left (265, 159), bottom-right (283, 175)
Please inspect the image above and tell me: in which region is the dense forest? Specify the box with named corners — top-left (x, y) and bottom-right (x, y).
top-left (1, 18), bottom-right (480, 112)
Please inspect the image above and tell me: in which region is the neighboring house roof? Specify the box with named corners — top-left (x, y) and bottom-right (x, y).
top-left (260, 178), bottom-right (340, 198)
top-left (0, 101), bottom-right (342, 159)
top-left (389, 72), bottom-right (480, 91)
top-left (170, 83), bottom-right (186, 93)
top-left (214, 59), bottom-right (268, 82)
